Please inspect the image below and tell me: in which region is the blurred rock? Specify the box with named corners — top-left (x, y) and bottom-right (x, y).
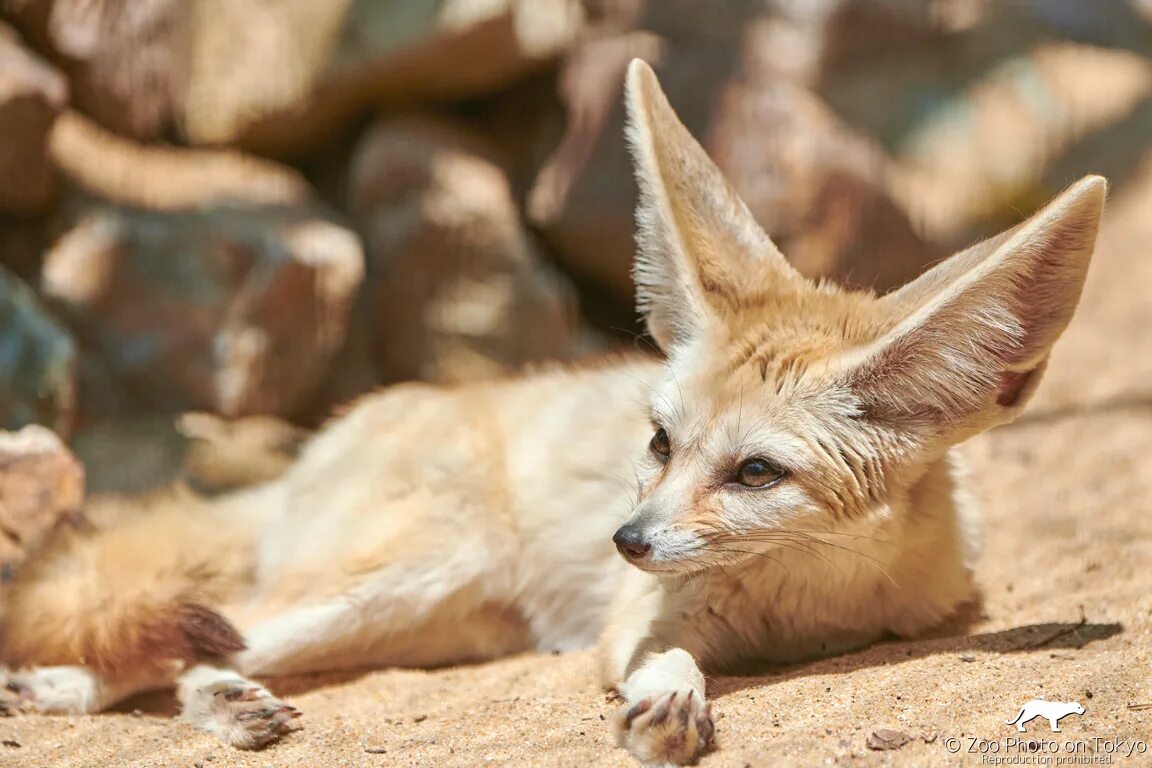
top-left (349, 116), bottom-right (583, 384)
top-left (35, 113), bottom-right (362, 419)
top-left (178, 412), bottom-right (308, 494)
top-left (528, 30), bottom-right (943, 302)
top-left (0, 425), bottom-right (84, 575)
top-left (49, 110), bottom-right (312, 210)
top-left (0, 21), bottom-right (67, 214)
top-left (0, 265), bottom-right (76, 436)
top-left (70, 414), bottom-right (190, 495)
top-left (889, 42), bottom-right (1152, 241)
top-left (3, 0), bottom-right (184, 141)
top-left (41, 200), bottom-right (363, 418)
top-left (0, 213), bottom-right (48, 280)
top-left (193, 0), bottom-right (588, 152)
top-left (8, 0), bottom-right (589, 152)
top-left (69, 411), bottom-right (307, 496)
top-left (69, 411), bottom-right (307, 495)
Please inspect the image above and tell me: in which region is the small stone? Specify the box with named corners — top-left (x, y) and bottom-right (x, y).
top-left (866, 729), bottom-right (914, 751)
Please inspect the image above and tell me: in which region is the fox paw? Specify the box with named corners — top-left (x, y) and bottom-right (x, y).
top-left (1, 666), bottom-right (102, 714)
top-left (182, 679), bottom-right (301, 749)
top-left (615, 690), bottom-right (714, 766)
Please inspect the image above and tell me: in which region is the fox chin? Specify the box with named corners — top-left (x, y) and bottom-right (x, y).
top-left (0, 59), bottom-right (1106, 766)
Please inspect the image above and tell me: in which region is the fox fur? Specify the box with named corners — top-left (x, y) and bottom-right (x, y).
top-left (0, 60), bottom-right (1106, 765)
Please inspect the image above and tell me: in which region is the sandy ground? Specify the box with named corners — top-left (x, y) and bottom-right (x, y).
top-left (4, 170), bottom-right (1152, 766)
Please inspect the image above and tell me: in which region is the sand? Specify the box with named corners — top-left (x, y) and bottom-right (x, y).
top-left (3, 170), bottom-right (1152, 767)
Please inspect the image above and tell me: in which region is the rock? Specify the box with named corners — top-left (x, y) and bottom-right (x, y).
top-left (48, 110), bottom-right (312, 210)
top-left (0, 425), bottom-right (84, 575)
top-left (178, 412), bottom-right (308, 494)
top-left (865, 728), bottom-right (914, 751)
top-left (40, 197), bottom-right (363, 418)
top-left (0, 213), bottom-right (48, 281)
top-left (192, 0), bottom-right (588, 152)
top-left (36, 114), bottom-right (361, 419)
top-left (4, 0), bottom-right (184, 141)
top-left (888, 42), bottom-right (1152, 241)
top-left (8, 0), bottom-right (588, 152)
top-left (527, 31), bottom-right (943, 303)
top-left (39, 114), bottom-right (361, 422)
top-left (33, 115), bottom-right (364, 423)
top-left (0, 22), bottom-right (67, 214)
top-left (348, 116), bottom-right (584, 384)
top-left (69, 412), bottom-right (307, 496)
top-left (0, 265), bottom-right (77, 436)
top-left (70, 414), bottom-right (192, 495)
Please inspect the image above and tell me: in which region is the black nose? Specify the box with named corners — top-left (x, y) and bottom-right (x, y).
top-left (613, 525), bottom-right (652, 560)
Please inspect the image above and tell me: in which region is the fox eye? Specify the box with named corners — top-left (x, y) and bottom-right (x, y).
top-left (735, 458), bottom-right (785, 488)
top-left (649, 427), bottom-right (671, 460)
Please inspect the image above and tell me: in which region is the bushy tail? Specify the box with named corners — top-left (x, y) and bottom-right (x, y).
top-left (0, 486), bottom-right (269, 677)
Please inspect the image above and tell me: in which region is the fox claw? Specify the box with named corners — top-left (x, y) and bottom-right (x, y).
top-left (615, 690), bottom-right (714, 766)
top-left (184, 680), bottom-right (302, 749)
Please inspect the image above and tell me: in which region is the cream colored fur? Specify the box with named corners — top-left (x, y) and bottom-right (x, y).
top-left (0, 60), bottom-right (1105, 766)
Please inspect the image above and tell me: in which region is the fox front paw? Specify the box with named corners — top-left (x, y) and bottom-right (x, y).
top-left (183, 679), bottom-right (301, 750)
top-left (615, 690), bottom-right (714, 766)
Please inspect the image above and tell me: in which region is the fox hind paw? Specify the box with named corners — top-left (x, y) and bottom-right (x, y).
top-left (615, 690), bottom-right (714, 766)
top-left (0, 666), bottom-right (103, 714)
top-left (183, 679), bottom-right (301, 749)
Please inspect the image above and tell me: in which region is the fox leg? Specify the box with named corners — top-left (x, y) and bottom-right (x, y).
top-left (600, 573), bottom-right (716, 765)
top-left (2, 664), bottom-right (302, 750)
top-left (176, 664), bottom-right (300, 749)
top-left (1, 665), bottom-right (170, 714)
top-left (612, 648), bottom-right (715, 766)
top-left (233, 520), bottom-right (520, 677)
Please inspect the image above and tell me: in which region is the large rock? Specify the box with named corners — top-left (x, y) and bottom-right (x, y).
top-left (6, 0), bottom-right (588, 152)
top-left (48, 110), bottom-right (312, 210)
top-left (3, 0), bottom-right (184, 141)
top-left (348, 116), bottom-right (584, 384)
top-left (178, 412), bottom-right (308, 494)
top-left (40, 116), bottom-right (363, 418)
top-left (527, 25), bottom-right (943, 303)
top-left (0, 265), bottom-right (76, 436)
top-left (0, 425), bottom-right (84, 575)
top-left (69, 412), bottom-right (307, 496)
top-left (41, 201), bottom-right (363, 418)
top-left (0, 21), bottom-right (67, 214)
top-left (887, 42), bottom-right (1152, 242)
top-left (190, 0), bottom-right (588, 152)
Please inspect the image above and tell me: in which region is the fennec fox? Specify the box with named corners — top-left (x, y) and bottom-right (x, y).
top-left (0, 60), bottom-right (1105, 766)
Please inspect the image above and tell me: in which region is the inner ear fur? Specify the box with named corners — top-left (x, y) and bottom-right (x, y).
top-left (623, 58), bottom-right (805, 351)
top-left (846, 175), bottom-right (1106, 429)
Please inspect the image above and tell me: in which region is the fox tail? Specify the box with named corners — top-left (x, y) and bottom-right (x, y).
top-left (0, 485), bottom-right (272, 677)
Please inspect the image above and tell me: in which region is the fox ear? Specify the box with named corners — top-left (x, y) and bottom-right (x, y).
top-left (846, 175), bottom-right (1106, 433)
top-left (623, 58), bottom-right (804, 351)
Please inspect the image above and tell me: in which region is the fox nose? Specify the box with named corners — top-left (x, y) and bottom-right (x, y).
top-left (613, 525), bottom-right (652, 561)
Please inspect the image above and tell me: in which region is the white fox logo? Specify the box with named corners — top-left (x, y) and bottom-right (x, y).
top-left (1006, 699), bottom-right (1085, 732)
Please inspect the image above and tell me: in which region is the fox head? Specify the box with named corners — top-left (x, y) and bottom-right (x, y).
top-left (614, 59), bottom-right (1106, 573)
